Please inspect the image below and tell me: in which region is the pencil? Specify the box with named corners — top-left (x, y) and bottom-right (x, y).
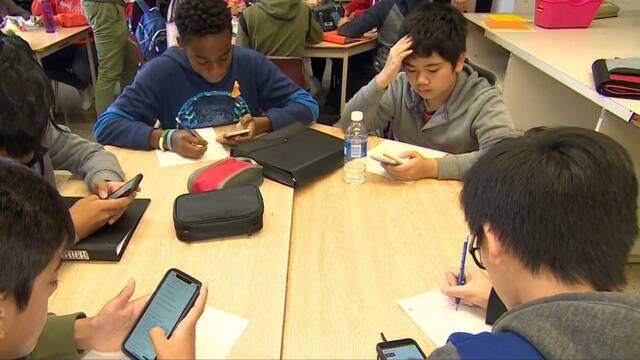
top-left (175, 117), bottom-right (208, 145)
top-left (455, 234), bottom-right (469, 311)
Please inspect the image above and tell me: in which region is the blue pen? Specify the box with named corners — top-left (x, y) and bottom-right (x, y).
top-left (455, 234), bottom-right (469, 311)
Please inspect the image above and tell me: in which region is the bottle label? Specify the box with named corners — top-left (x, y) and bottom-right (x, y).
top-left (344, 140), bottom-right (367, 159)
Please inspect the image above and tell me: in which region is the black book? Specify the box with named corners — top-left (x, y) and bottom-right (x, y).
top-left (61, 197), bottom-right (151, 262)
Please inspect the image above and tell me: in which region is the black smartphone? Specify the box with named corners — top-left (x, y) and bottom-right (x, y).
top-left (376, 338), bottom-right (426, 360)
top-left (122, 268), bottom-right (201, 360)
top-left (107, 174), bottom-right (143, 200)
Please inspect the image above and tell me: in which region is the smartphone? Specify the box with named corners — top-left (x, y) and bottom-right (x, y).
top-left (122, 269), bottom-right (201, 360)
top-left (376, 338), bottom-right (426, 360)
top-left (224, 128), bottom-right (250, 138)
top-left (371, 154), bottom-right (401, 166)
top-left (107, 174), bottom-right (143, 200)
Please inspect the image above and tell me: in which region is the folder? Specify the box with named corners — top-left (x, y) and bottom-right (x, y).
top-left (322, 31), bottom-right (365, 45)
top-left (61, 197), bottom-right (151, 261)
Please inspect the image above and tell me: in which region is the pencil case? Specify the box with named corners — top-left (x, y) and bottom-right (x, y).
top-left (173, 185), bottom-right (264, 242)
top-left (187, 157), bottom-right (263, 193)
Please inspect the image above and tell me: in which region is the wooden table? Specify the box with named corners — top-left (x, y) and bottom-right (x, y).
top-left (53, 145), bottom-right (295, 358)
top-left (464, 12), bottom-right (640, 260)
top-left (53, 124), bottom-right (469, 358)
top-left (14, 25), bottom-right (97, 87)
top-left (281, 125), bottom-right (467, 358)
top-left (305, 37), bottom-right (378, 113)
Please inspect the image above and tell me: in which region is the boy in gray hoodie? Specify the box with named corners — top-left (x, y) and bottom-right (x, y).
top-left (435, 127), bottom-right (639, 359)
top-left (0, 35), bottom-right (137, 241)
top-left (337, 3), bottom-right (514, 180)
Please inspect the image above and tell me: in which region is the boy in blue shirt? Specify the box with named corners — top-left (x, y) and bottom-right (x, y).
top-left (94, 0), bottom-right (319, 159)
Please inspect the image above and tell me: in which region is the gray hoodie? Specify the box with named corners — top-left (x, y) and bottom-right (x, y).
top-left (337, 64), bottom-right (515, 180)
top-left (429, 292), bottom-right (640, 359)
top-left (36, 123), bottom-right (124, 192)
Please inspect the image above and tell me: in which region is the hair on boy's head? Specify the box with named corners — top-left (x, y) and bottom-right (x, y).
top-left (0, 158), bottom-right (74, 311)
top-left (461, 127), bottom-right (638, 291)
top-left (175, 0), bottom-right (232, 42)
top-left (403, 3), bottom-right (467, 66)
top-left (0, 35), bottom-right (54, 158)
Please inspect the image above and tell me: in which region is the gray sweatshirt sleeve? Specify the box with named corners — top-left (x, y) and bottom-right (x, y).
top-left (43, 124), bottom-right (125, 193)
top-left (336, 77), bottom-right (395, 134)
top-left (427, 343), bottom-right (462, 360)
top-left (436, 94), bottom-right (515, 180)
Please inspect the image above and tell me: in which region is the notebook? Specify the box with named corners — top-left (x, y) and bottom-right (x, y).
top-left (62, 197), bottom-right (151, 261)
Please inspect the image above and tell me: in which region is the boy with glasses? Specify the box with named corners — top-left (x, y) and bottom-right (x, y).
top-left (435, 127), bottom-right (639, 358)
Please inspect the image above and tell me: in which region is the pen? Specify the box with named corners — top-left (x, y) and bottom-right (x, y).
top-left (455, 234), bottom-right (469, 311)
top-left (175, 117), bottom-right (208, 145)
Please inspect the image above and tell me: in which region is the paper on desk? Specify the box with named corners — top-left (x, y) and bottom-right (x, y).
top-left (366, 139), bottom-right (447, 180)
top-left (397, 289), bottom-right (491, 347)
top-left (484, 13), bottom-right (530, 22)
top-left (82, 305), bottom-right (249, 360)
top-left (155, 128), bottom-right (229, 168)
top-left (483, 20), bottom-right (535, 32)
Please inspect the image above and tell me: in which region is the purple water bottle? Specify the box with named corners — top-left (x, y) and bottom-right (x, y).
top-left (39, 0), bottom-right (56, 33)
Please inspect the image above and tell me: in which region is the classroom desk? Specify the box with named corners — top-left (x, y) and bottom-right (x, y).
top-left (53, 144), bottom-right (295, 358)
top-left (282, 125), bottom-right (467, 358)
top-left (464, 12), bottom-right (640, 260)
top-left (305, 36), bottom-right (378, 113)
top-left (14, 25), bottom-right (97, 87)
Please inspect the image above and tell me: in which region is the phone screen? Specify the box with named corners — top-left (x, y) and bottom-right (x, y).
top-left (123, 271), bottom-right (199, 360)
top-left (381, 344), bottom-right (426, 360)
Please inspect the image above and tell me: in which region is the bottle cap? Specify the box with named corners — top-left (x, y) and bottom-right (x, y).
top-left (351, 111), bottom-right (363, 122)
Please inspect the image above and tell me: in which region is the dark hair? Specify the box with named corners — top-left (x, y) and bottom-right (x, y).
top-left (461, 127), bottom-right (638, 291)
top-left (403, 2), bottom-right (467, 66)
top-left (0, 158), bottom-right (74, 311)
top-left (175, 0), bottom-right (231, 42)
top-left (0, 35), bottom-right (55, 158)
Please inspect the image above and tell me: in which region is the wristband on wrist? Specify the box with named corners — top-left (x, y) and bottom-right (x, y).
top-left (166, 129), bottom-right (175, 152)
top-left (160, 129), bottom-right (168, 151)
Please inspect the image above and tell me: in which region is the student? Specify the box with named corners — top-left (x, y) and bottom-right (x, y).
top-left (434, 127), bottom-right (640, 358)
top-left (0, 158), bottom-right (208, 359)
top-left (236, 0), bottom-right (323, 90)
top-left (337, 3), bottom-right (514, 180)
top-left (82, 0), bottom-right (138, 114)
top-left (0, 34), bottom-right (134, 240)
top-left (0, 0), bottom-right (29, 19)
top-left (94, 0), bottom-right (319, 158)
top-left (31, 0), bottom-right (97, 111)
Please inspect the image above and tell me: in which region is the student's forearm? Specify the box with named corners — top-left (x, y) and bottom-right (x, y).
top-left (73, 317), bottom-right (94, 350)
top-left (254, 116), bottom-right (272, 134)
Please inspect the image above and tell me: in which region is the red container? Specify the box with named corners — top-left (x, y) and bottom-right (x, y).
top-left (534, 0), bottom-right (603, 29)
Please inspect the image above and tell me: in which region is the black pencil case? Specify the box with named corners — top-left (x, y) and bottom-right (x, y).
top-left (173, 185), bottom-right (264, 242)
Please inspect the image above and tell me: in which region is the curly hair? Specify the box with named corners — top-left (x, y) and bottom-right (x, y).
top-left (175, 0), bottom-right (232, 42)
top-left (403, 2), bottom-right (467, 67)
top-left (0, 34), bottom-right (54, 157)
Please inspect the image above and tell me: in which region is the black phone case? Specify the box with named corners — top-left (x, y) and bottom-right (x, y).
top-left (122, 268), bottom-right (201, 360)
top-left (108, 174), bottom-right (143, 199)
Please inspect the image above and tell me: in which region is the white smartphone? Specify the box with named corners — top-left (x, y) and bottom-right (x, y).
top-left (224, 128), bottom-right (250, 138)
top-left (371, 153), bottom-right (401, 166)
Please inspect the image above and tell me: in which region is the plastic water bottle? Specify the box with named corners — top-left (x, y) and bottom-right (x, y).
top-left (40, 0), bottom-right (56, 33)
top-left (344, 111), bottom-right (367, 185)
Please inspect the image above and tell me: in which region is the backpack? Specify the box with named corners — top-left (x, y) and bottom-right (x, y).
top-left (133, 0), bottom-right (167, 61)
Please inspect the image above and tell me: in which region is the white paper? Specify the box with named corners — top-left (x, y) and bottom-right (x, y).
top-left (82, 305), bottom-right (249, 360)
top-left (367, 139), bottom-right (447, 180)
top-left (397, 289), bottom-right (491, 347)
top-left (155, 128), bottom-right (229, 168)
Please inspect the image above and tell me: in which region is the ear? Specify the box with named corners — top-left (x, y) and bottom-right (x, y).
top-left (0, 292), bottom-right (6, 339)
top-left (482, 223), bottom-right (507, 267)
top-left (177, 35), bottom-right (185, 50)
top-left (454, 52), bottom-right (466, 73)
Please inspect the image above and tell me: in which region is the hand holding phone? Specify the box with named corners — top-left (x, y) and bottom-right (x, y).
top-left (107, 174), bottom-right (143, 200)
top-left (123, 269), bottom-right (201, 360)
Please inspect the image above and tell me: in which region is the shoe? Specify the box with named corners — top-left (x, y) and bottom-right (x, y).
top-left (78, 86), bottom-right (94, 111)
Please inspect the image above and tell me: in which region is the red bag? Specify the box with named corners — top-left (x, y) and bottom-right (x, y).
top-left (187, 157), bottom-right (263, 193)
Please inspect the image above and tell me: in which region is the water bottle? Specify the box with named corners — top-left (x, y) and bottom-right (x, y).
top-left (344, 111), bottom-right (367, 185)
top-left (40, 0), bottom-right (56, 33)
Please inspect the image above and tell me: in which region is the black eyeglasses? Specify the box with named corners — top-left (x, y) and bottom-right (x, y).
top-left (24, 146), bottom-right (48, 175)
top-left (468, 230), bottom-right (485, 270)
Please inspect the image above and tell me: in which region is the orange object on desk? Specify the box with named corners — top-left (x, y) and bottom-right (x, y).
top-left (483, 19), bottom-right (532, 30)
top-left (322, 31), bottom-right (365, 45)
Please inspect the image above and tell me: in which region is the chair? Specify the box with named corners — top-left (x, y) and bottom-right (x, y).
top-left (267, 56), bottom-right (307, 89)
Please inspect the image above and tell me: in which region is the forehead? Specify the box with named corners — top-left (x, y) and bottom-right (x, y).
top-left (185, 32), bottom-right (232, 58)
top-left (404, 52), bottom-right (447, 67)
